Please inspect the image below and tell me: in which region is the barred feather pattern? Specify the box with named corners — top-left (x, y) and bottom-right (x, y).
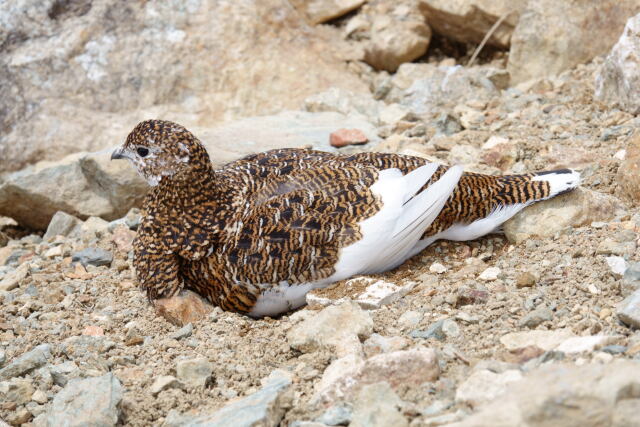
top-left (120, 120), bottom-right (570, 314)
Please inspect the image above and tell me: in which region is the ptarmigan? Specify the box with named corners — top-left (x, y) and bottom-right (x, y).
top-left (111, 119), bottom-right (580, 317)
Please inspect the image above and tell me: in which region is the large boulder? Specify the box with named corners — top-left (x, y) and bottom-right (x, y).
top-left (0, 111), bottom-right (379, 229)
top-left (419, 0), bottom-right (528, 49)
top-left (448, 361), bottom-right (640, 427)
top-left (0, 0), bottom-right (366, 173)
top-left (508, 0), bottom-right (640, 84)
top-left (596, 13), bottom-right (640, 114)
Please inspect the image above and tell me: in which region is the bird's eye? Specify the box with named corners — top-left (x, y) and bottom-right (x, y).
top-left (137, 147), bottom-right (149, 157)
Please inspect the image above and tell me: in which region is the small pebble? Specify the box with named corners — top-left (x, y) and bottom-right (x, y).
top-left (600, 345), bottom-right (627, 355)
top-left (516, 272), bottom-right (537, 288)
top-left (479, 267), bottom-right (500, 281)
top-left (441, 319), bottom-right (460, 338)
top-left (32, 389), bottom-right (48, 404)
top-left (169, 323), bottom-right (193, 340)
top-left (429, 263), bottom-right (447, 274)
top-left (150, 375), bottom-right (181, 396)
top-left (82, 325), bottom-right (105, 337)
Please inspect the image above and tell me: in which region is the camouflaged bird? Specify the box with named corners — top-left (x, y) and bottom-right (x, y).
top-left (111, 119), bottom-right (580, 317)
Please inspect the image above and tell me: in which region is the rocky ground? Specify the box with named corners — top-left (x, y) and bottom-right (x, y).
top-left (2, 1), bottom-right (640, 427)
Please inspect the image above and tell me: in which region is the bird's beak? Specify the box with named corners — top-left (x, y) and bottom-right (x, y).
top-left (111, 147), bottom-right (126, 160)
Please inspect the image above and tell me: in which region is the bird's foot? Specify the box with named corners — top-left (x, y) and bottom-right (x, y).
top-left (153, 289), bottom-right (213, 326)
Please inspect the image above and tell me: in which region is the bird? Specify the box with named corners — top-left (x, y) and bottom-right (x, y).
top-left (111, 119), bottom-right (580, 317)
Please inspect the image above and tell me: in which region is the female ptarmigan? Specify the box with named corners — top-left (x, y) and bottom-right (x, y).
top-left (111, 120), bottom-right (580, 317)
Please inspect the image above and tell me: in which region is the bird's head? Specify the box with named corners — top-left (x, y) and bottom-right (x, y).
top-left (111, 119), bottom-right (209, 186)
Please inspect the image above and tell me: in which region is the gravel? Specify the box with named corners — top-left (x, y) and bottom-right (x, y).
top-left (0, 33), bottom-right (639, 427)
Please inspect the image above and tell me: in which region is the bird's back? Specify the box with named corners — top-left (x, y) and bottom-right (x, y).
top-left (179, 148), bottom-right (578, 315)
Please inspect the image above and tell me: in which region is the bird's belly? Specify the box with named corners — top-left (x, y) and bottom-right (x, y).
top-left (248, 280), bottom-right (329, 318)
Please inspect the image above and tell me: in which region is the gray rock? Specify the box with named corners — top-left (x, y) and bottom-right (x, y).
top-left (316, 404), bottom-right (353, 426)
top-left (43, 211), bottom-right (82, 240)
top-left (0, 344), bottom-right (51, 381)
top-left (46, 373), bottom-right (122, 427)
top-left (389, 64), bottom-right (499, 116)
top-left (596, 14), bottom-right (640, 114)
top-left (169, 323), bottom-right (193, 340)
top-left (410, 319), bottom-right (447, 340)
top-left (518, 306), bottom-right (553, 328)
top-left (72, 247), bottom-right (113, 267)
top-left (61, 336), bottom-right (115, 358)
top-left (49, 361), bottom-right (81, 387)
top-left (304, 88), bottom-right (382, 122)
top-left (601, 345), bottom-right (627, 355)
top-left (288, 301), bottom-right (373, 357)
top-left (455, 369), bottom-right (523, 408)
top-left (166, 369), bottom-right (292, 427)
top-left (350, 382), bottom-right (408, 427)
top-left (107, 208), bottom-right (142, 232)
top-left (176, 357), bottom-right (213, 388)
top-left (4, 249), bottom-right (28, 266)
top-left (0, 263), bottom-right (29, 291)
top-left (508, 0), bottom-right (640, 84)
top-left (617, 290), bottom-right (640, 328)
top-left (0, 349), bottom-right (5, 367)
top-left (622, 262), bottom-right (640, 296)
top-left (441, 319), bottom-right (460, 338)
top-left (397, 311), bottom-right (423, 330)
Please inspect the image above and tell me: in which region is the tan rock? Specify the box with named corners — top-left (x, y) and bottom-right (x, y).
top-left (455, 369), bottom-right (523, 408)
top-left (618, 131), bottom-right (640, 202)
top-left (419, 0), bottom-right (527, 48)
top-left (289, 0), bottom-right (366, 24)
top-left (364, 14), bottom-right (431, 72)
top-left (508, 0), bottom-right (640, 84)
top-left (0, 264), bottom-right (29, 292)
top-left (448, 361), bottom-right (640, 427)
top-left (0, 0), bottom-right (366, 173)
top-left (0, 151), bottom-right (147, 230)
top-left (154, 290), bottom-right (214, 327)
top-left (504, 188), bottom-right (622, 244)
top-left (111, 226), bottom-right (136, 253)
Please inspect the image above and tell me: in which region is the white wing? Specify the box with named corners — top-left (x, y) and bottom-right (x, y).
top-left (331, 164), bottom-right (463, 279)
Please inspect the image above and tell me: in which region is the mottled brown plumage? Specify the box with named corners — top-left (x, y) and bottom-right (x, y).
top-left (112, 119), bottom-right (579, 316)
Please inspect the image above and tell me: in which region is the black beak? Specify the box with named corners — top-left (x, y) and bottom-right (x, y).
top-left (111, 148), bottom-right (125, 160)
